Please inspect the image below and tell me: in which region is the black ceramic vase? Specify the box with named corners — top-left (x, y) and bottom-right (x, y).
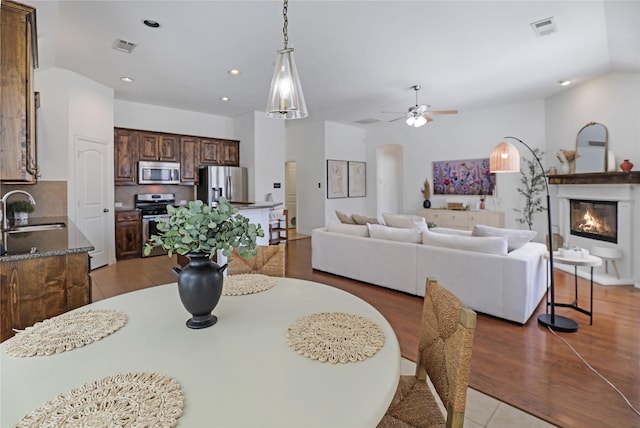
top-left (423, 199), bottom-right (431, 209)
top-left (172, 253), bottom-right (228, 329)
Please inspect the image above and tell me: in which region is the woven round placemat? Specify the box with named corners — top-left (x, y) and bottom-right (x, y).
top-left (223, 273), bottom-right (276, 296)
top-left (286, 312), bottom-right (385, 364)
top-left (4, 309), bottom-right (128, 357)
top-left (15, 372), bottom-right (183, 428)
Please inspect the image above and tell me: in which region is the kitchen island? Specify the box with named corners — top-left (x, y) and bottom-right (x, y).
top-left (230, 202), bottom-right (284, 246)
top-left (0, 217), bottom-right (94, 342)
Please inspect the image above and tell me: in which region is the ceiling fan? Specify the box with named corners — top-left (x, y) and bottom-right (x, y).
top-left (385, 85), bottom-right (458, 127)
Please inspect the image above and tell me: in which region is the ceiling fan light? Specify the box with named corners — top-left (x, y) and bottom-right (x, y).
top-left (406, 116), bottom-right (415, 126)
top-left (414, 116), bottom-right (427, 127)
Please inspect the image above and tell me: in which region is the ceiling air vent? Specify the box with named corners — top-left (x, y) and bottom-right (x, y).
top-left (354, 118), bottom-right (382, 125)
top-left (530, 17), bottom-right (558, 37)
top-left (112, 38), bottom-right (137, 53)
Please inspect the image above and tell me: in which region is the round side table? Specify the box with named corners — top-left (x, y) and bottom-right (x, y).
top-left (545, 252), bottom-right (602, 326)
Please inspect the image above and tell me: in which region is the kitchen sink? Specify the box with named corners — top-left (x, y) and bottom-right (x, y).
top-left (5, 222), bottom-right (67, 233)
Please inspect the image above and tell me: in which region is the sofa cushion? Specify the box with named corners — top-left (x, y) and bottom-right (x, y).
top-left (472, 224), bottom-right (536, 252)
top-left (335, 210), bottom-right (356, 224)
top-left (382, 213), bottom-right (428, 231)
top-left (429, 227), bottom-right (472, 236)
top-left (423, 229), bottom-right (508, 256)
top-left (368, 224), bottom-right (423, 243)
top-left (352, 214), bottom-right (381, 225)
top-left (326, 222), bottom-right (369, 237)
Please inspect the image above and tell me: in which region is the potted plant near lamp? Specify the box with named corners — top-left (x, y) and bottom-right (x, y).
top-left (144, 198), bottom-right (264, 329)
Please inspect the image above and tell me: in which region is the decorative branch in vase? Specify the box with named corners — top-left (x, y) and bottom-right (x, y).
top-left (515, 149), bottom-right (547, 230)
top-left (421, 178), bottom-right (431, 208)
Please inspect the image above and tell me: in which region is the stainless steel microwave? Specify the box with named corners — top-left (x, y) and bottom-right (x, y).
top-left (138, 161), bottom-right (181, 184)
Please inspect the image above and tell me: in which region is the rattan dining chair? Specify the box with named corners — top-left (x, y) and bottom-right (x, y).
top-left (227, 244), bottom-right (285, 277)
top-left (378, 278), bottom-right (477, 428)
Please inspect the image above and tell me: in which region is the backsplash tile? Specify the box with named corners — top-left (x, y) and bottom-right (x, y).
top-left (114, 185), bottom-right (195, 210)
top-left (0, 181), bottom-right (67, 217)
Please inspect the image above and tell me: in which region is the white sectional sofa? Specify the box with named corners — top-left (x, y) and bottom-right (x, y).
top-left (311, 220), bottom-right (548, 324)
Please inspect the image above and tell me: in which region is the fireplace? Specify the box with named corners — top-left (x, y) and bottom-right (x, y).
top-left (569, 199), bottom-right (617, 243)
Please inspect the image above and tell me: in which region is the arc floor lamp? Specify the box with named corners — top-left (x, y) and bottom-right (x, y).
top-left (490, 136), bottom-right (578, 332)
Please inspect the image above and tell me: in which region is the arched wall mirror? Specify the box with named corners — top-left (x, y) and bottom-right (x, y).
top-left (574, 122), bottom-right (608, 173)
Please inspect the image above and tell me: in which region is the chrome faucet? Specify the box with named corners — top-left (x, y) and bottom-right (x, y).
top-left (1, 190), bottom-right (37, 230)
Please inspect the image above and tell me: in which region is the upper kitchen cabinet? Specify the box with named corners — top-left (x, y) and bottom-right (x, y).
top-left (180, 136), bottom-right (200, 184)
top-left (114, 128), bottom-right (138, 185)
top-left (1, 0), bottom-right (39, 183)
top-left (200, 138), bottom-right (240, 166)
top-left (219, 139), bottom-right (240, 166)
top-left (138, 132), bottom-right (179, 162)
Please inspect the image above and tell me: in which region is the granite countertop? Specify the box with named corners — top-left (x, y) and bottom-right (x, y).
top-left (230, 202), bottom-right (283, 210)
top-left (0, 216), bottom-right (94, 262)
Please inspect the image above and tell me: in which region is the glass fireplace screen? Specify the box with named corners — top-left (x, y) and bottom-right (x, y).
top-left (569, 199), bottom-right (617, 244)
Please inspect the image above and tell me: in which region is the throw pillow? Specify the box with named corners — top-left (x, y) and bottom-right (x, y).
top-left (335, 210), bottom-right (355, 224)
top-left (472, 224), bottom-right (536, 252)
top-left (352, 214), bottom-right (380, 225)
top-left (326, 222), bottom-right (369, 237)
top-left (423, 229), bottom-right (508, 256)
top-left (381, 213), bottom-right (428, 231)
top-left (367, 224), bottom-right (422, 243)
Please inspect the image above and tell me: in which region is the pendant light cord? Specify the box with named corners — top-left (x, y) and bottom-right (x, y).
top-left (282, 0), bottom-right (289, 49)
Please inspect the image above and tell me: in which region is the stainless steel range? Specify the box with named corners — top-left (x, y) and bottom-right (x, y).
top-left (135, 193), bottom-right (176, 257)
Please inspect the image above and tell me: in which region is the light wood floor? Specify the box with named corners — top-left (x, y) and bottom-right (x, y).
top-left (91, 237), bottom-right (640, 428)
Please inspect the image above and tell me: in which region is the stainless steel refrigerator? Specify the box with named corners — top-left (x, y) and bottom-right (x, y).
top-left (197, 166), bottom-right (249, 206)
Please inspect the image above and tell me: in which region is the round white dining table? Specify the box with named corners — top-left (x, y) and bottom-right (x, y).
top-left (1, 277), bottom-right (400, 427)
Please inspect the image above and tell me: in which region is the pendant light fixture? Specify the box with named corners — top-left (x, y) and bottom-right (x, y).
top-left (266, 0), bottom-right (308, 119)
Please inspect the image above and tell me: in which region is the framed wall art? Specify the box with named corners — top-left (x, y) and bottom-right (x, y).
top-left (327, 159), bottom-right (348, 198)
top-left (348, 161), bottom-right (366, 197)
top-left (432, 158), bottom-right (495, 195)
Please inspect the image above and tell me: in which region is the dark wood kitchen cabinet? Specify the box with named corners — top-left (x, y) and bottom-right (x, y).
top-left (138, 132), bottom-right (179, 162)
top-left (180, 136), bottom-right (200, 184)
top-left (114, 128), bottom-right (138, 185)
top-left (1, 253), bottom-right (91, 342)
top-left (115, 210), bottom-right (142, 259)
top-left (1, 0), bottom-right (39, 183)
top-left (200, 139), bottom-right (240, 166)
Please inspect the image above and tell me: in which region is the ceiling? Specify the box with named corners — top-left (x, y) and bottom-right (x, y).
top-left (30, 1), bottom-right (640, 127)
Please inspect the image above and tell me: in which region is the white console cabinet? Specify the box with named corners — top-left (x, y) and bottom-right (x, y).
top-left (417, 208), bottom-right (504, 230)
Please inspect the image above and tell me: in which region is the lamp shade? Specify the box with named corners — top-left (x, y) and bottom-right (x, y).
top-left (266, 47), bottom-right (308, 119)
top-left (490, 141), bottom-right (520, 173)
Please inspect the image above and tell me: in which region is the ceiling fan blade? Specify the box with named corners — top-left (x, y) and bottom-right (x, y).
top-left (381, 111), bottom-right (406, 115)
top-left (422, 115), bottom-right (434, 123)
top-left (426, 109), bottom-right (458, 115)
top-left (388, 116), bottom-right (406, 123)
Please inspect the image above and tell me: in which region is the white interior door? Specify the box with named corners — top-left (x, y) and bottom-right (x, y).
top-left (285, 161), bottom-right (297, 228)
top-left (75, 136), bottom-right (110, 269)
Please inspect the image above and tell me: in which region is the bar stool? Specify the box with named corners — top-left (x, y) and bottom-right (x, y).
top-left (590, 246), bottom-right (623, 279)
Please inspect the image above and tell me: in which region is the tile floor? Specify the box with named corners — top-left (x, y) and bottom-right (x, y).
top-left (400, 359), bottom-right (557, 428)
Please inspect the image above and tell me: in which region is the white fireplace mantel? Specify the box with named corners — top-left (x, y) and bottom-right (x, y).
top-left (553, 183), bottom-right (639, 287)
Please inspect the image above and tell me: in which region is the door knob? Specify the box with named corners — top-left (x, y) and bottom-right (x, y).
top-left (103, 208), bottom-right (110, 213)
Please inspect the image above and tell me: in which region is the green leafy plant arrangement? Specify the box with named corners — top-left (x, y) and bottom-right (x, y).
top-left (7, 200), bottom-right (35, 216)
top-left (143, 198), bottom-right (264, 259)
top-left (514, 148), bottom-right (547, 230)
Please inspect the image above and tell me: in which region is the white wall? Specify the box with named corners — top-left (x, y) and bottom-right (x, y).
top-left (253, 112), bottom-right (286, 204)
top-left (324, 122), bottom-right (367, 223)
top-left (545, 72), bottom-right (640, 172)
top-left (286, 120), bottom-right (325, 234)
top-left (114, 100), bottom-right (236, 139)
top-left (34, 67), bottom-right (116, 262)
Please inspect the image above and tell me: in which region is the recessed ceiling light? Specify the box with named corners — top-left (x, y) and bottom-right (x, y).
top-left (559, 80), bottom-right (571, 86)
top-left (220, 96), bottom-right (230, 102)
top-left (143, 19), bottom-right (160, 28)
top-left (228, 69), bottom-right (241, 76)
top-left (121, 76), bottom-right (135, 83)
